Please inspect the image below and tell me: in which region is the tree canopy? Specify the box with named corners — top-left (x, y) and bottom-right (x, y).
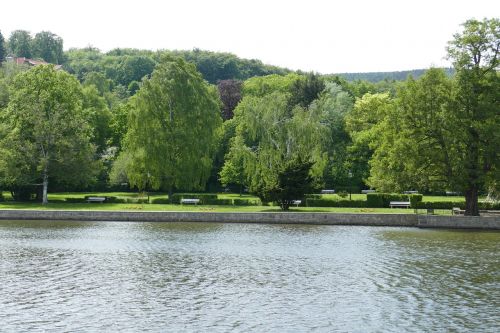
top-left (116, 56), bottom-right (222, 192)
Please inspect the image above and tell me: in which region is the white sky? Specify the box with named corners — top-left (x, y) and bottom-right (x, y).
top-left (1, 0), bottom-right (498, 73)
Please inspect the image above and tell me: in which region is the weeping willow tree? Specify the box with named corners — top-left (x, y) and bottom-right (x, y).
top-left (116, 56), bottom-right (222, 194)
top-left (221, 91), bottom-right (329, 209)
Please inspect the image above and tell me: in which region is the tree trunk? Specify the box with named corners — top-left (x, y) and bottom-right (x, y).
top-left (464, 186), bottom-right (479, 216)
top-left (42, 170), bottom-right (49, 205)
top-left (168, 188), bottom-right (174, 204)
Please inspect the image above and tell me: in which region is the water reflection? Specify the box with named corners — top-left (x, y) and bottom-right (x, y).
top-left (0, 221), bottom-right (498, 332)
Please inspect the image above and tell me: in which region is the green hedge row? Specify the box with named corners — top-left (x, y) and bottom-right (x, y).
top-left (366, 193), bottom-right (423, 208)
top-left (416, 201), bottom-right (500, 210)
top-left (170, 193), bottom-right (218, 204)
top-left (0, 192), bottom-right (4, 202)
top-left (305, 198), bottom-right (367, 207)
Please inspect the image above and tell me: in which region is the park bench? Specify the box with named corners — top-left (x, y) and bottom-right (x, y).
top-left (180, 198), bottom-right (200, 205)
top-left (452, 207), bottom-right (465, 215)
top-left (321, 189), bottom-right (335, 194)
top-left (361, 189), bottom-right (376, 194)
top-left (403, 190), bottom-right (419, 194)
top-left (389, 201), bottom-right (411, 208)
top-left (292, 200), bottom-right (302, 207)
top-left (86, 196), bottom-right (106, 203)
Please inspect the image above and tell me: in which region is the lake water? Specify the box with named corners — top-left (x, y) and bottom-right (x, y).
top-left (0, 220), bottom-right (498, 332)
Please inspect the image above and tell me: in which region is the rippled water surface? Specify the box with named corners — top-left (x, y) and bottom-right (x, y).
top-left (0, 221), bottom-right (498, 332)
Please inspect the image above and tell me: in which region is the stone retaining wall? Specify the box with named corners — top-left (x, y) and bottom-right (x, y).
top-left (0, 210), bottom-right (499, 229)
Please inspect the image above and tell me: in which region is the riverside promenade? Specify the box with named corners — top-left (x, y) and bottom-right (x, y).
top-left (0, 210), bottom-right (499, 230)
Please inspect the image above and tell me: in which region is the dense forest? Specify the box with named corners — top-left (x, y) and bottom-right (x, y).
top-left (0, 18), bottom-right (498, 215)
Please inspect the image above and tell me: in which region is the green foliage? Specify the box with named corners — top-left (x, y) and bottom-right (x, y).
top-left (8, 30), bottom-right (32, 58)
top-left (288, 72), bottom-right (325, 108)
top-left (31, 31), bottom-right (65, 64)
top-left (223, 90), bottom-right (329, 209)
top-left (366, 193), bottom-right (410, 208)
top-left (0, 65), bottom-right (99, 204)
top-left (0, 31), bottom-right (5, 63)
top-left (118, 56), bottom-right (222, 192)
top-left (150, 197), bottom-right (170, 204)
top-left (233, 198), bottom-right (260, 206)
top-left (242, 73), bottom-right (300, 97)
top-left (305, 198), bottom-right (367, 207)
top-left (409, 194), bottom-right (423, 207)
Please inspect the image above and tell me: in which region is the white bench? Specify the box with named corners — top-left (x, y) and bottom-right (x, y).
top-left (321, 189), bottom-right (335, 194)
top-left (389, 201), bottom-right (410, 208)
top-left (361, 189), bottom-right (376, 194)
top-left (403, 191), bottom-right (418, 194)
top-left (86, 196), bottom-right (106, 203)
top-left (292, 200), bottom-right (302, 207)
top-left (180, 198), bottom-right (200, 205)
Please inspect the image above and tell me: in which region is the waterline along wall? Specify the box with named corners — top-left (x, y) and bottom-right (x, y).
top-left (0, 210), bottom-right (499, 230)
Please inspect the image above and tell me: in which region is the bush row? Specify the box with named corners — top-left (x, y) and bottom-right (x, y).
top-left (305, 199), bottom-right (367, 208)
top-left (366, 193), bottom-right (423, 208)
top-left (170, 193), bottom-right (218, 204)
top-left (416, 201), bottom-right (500, 210)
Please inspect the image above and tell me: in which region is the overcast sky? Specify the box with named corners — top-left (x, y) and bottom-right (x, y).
top-left (1, 0), bottom-right (498, 73)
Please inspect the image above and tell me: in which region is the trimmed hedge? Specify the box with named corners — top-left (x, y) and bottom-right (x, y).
top-left (367, 193), bottom-right (407, 207)
top-left (416, 201), bottom-right (500, 210)
top-left (204, 198), bottom-right (233, 205)
top-left (170, 193), bottom-right (218, 204)
top-left (65, 197), bottom-right (87, 203)
top-left (0, 192), bottom-right (3, 202)
top-left (151, 198), bottom-right (170, 204)
top-left (305, 198), bottom-right (367, 207)
top-left (233, 198), bottom-right (261, 206)
top-left (409, 194), bottom-right (423, 208)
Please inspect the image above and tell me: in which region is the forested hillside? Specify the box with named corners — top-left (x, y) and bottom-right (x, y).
top-left (336, 68), bottom-right (455, 82)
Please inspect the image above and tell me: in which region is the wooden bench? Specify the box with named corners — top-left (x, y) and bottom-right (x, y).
top-left (389, 201), bottom-right (411, 208)
top-left (180, 198), bottom-right (200, 205)
top-left (292, 200), bottom-right (302, 207)
top-left (86, 196), bottom-right (106, 203)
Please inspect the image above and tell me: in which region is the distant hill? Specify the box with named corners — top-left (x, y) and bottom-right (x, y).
top-left (335, 68), bottom-right (454, 82)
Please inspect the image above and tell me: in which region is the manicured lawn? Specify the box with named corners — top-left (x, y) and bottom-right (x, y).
top-left (0, 191), bottom-right (471, 215)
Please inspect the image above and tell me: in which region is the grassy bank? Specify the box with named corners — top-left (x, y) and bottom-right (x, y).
top-left (0, 191), bottom-right (470, 215)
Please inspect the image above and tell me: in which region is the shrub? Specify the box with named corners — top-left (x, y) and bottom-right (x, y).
top-left (233, 198), bottom-right (261, 206)
top-left (304, 194), bottom-right (321, 199)
top-left (366, 193), bottom-right (409, 208)
top-left (337, 191), bottom-right (349, 199)
top-left (170, 193), bottom-right (218, 204)
top-left (416, 201), bottom-right (458, 209)
top-left (65, 197), bottom-right (87, 203)
top-left (305, 198), bottom-right (367, 208)
top-left (204, 198), bottom-right (233, 205)
top-left (151, 198), bottom-right (170, 204)
top-left (409, 194), bottom-right (423, 208)
top-left (124, 198), bottom-right (149, 204)
top-left (0, 192), bottom-right (4, 202)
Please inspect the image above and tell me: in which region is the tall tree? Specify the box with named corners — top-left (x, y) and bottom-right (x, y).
top-left (222, 92), bottom-right (328, 209)
top-left (447, 18), bottom-right (499, 215)
top-left (117, 56), bottom-right (222, 193)
top-left (31, 31), bottom-right (65, 64)
top-left (8, 30), bottom-right (32, 58)
top-left (0, 30), bottom-right (6, 63)
top-left (0, 65), bottom-right (98, 204)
